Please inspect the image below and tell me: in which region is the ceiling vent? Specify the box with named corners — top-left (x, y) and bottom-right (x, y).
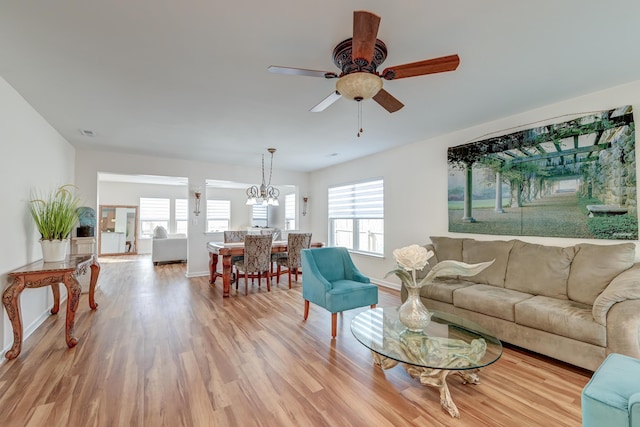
top-left (79, 129), bottom-right (96, 137)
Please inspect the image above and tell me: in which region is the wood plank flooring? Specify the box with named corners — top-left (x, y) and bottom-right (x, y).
top-left (0, 255), bottom-right (591, 426)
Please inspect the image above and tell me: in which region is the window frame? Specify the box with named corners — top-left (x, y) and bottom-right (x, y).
top-left (139, 197), bottom-right (171, 238)
top-left (174, 198), bottom-right (188, 235)
top-left (206, 199), bottom-right (231, 232)
top-left (284, 193), bottom-right (296, 230)
top-left (328, 178), bottom-right (384, 256)
top-left (252, 204), bottom-right (268, 228)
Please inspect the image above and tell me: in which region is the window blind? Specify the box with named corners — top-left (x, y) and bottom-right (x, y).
top-left (139, 198), bottom-right (170, 221)
top-left (285, 193), bottom-right (296, 220)
top-left (252, 204), bottom-right (268, 220)
top-left (207, 200), bottom-right (230, 220)
top-left (175, 199), bottom-right (188, 220)
top-left (328, 179), bottom-right (383, 219)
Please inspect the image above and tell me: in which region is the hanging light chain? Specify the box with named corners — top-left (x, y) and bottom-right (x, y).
top-left (357, 99), bottom-right (363, 137)
top-left (268, 149), bottom-right (274, 186)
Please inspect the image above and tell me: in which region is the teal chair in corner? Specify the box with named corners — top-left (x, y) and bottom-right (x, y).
top-left (301, 247), bottom-right (378, 338)
top-left (582, 353), bottom-right (640, 427)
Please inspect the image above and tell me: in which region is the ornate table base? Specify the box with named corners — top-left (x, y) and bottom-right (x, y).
top-left (3, 255), bottom-right (100, 360)
top-left (371, 351), bottom-right (480, 418)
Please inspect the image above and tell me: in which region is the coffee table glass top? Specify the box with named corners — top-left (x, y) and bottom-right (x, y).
top-left (351, 307), bottom-right (502, 370)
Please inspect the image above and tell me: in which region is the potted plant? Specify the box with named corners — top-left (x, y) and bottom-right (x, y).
top-left (29, 184), bottom-right (81, 262)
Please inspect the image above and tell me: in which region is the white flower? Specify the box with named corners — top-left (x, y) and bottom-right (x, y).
top-left (393, 244), bottom-right (434, 272)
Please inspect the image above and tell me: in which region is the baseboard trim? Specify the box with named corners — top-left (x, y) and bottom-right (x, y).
top-left (371, 278), bottom-right (400, 291)
top-left (186, 271), bottom-right (209, 278)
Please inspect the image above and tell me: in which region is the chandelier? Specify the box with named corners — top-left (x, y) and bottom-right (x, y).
top-left (246, 148), bottom-right (280, 206)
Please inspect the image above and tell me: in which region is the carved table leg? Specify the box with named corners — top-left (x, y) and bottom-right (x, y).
top-left (455, 369), bottom-right (480, 385)
top-left (222, 254), bottom-right (232, 297)
top-left (88, 259), bottom-right (100, 310)
top-left (50, 282), bottom-right (60, 314)
top-left (3, 276), bottom-right (26, 360)
top-left (209, 253), bottom-right (216, 284)
top-left (372, 351), bottom-right (400, 370)
top-left (404, 366), bottom-right (460, 418)
top-left (62, 272), bottom-right (82, 348)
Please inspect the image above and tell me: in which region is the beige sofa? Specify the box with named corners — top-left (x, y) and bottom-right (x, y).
top-left (404, 236), bottom-right (640, 371)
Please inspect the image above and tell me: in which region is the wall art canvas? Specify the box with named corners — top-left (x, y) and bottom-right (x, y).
top-left (447, 105), bottom-right (637, 240)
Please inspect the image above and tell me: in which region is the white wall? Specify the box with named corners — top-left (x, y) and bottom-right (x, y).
top-left (75, 150), bottom-right (311, 277)
top-left (205, 186), bottom-right (292, 230)
top-left (309, 80), bottom-right (640, 289)
top-left (0, 76), bottom-right (76, 357)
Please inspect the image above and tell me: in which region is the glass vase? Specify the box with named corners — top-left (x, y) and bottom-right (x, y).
top-left (398, 285), bottom-right (431, 332)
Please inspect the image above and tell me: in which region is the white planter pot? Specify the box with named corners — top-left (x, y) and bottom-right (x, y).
top-left (40, 239), bottom-right (69, 262)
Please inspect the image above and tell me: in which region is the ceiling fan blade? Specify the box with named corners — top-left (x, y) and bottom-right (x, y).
top-left (352, 11), bottom-right (381, 63)
top-left (381, 54), bottom-right (460, 80)
top-left (310, 91), bottom-right (342, 112)
top-left (373, 89), bottom-right (404, 113)
top-left (268, 65), bottom-right (337, 79)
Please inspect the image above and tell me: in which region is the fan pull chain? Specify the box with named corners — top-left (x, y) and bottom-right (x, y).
top-left (357, 100), bottom-right (363, 137)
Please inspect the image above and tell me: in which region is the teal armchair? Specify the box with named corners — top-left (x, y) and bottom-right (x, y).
top-left (301, 247), bottom-right (378, 338)
top-left (582, 353), bottom-right (640, 427)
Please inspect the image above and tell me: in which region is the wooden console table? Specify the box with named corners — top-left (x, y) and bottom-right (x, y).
top-left (3, 255), bottom-right (100, 360)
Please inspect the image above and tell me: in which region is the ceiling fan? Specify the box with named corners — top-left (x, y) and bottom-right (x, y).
top-left (268, 10), bottom-right (460, 114)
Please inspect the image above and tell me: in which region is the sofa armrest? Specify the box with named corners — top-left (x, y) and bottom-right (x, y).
top-left (415, 244), bottom-right (436, 280)
top-left (593, 263), bottom-right (640, 325)
top-left (606, 299), bottom-right (640, 359)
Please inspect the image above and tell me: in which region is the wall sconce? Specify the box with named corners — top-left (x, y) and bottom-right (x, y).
top-left (193, 189), bottom-right (202, 216)
top-left (302, 196), bottom-right (309, 216)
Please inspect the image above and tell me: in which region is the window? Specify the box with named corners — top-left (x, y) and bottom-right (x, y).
top-left (328, 179), bottom-right (384, 255)
top-left (285, 193), bottom-right (296, 230)
top-left (175, 199), bottom-right (188, 234)
top-left (252, 204), bottom-right (268, 227)
top-left (139, 198), bottom-right (170, 237)
top-left (207, 199), bottom-right (231, 232)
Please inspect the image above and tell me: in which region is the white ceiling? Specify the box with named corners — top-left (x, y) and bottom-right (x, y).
top-left (2, 1), bottom-right (640, 172)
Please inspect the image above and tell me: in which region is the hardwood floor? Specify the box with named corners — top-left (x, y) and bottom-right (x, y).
top-left (0, 255), bottom-right (591, 426)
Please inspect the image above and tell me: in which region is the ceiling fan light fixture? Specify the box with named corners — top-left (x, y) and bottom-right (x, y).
top-left (336, 72), bottom-right (382, 101)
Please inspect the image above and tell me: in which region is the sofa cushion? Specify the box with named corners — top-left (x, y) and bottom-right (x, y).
top-left (504, 240), bottom-right (575, 299)
top-left (453, 284), bottom-right (533, 321)
top-left (419, 278), bottom-right (474, 304)
top-left (515, 295), bottom-right (605, 346)
top-left (462, 239), bottom-right (515, 287)
top-left (429, 236), bottom-right (464, 261)
top-left (567, 242), bottom-right (635, 305)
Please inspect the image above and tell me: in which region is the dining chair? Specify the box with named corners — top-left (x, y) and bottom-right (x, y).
top-left (224, 230), bottom-right (248, 268)
top-left (224, 230), bottom-right (248, 243)
top-left (276, 232), bottom-right (312, 288)
top-left (301, 247), bottom-right (378, 338)
top-left (233, 234), bottom-right (273, 295)
top-left (259, 228), bottom-right (283, 283)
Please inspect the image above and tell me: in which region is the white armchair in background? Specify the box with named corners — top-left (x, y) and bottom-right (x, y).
top-left (151, 226), bottom-right (187, 265)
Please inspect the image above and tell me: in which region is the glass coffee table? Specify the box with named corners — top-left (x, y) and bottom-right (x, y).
top-left (351, 307), bottom-right (502, 418)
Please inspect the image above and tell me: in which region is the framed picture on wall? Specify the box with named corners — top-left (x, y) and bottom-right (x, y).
top-left (447, 105), bottom-right (637, 240)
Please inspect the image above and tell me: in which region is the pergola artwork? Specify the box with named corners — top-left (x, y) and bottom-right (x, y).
top-left (447, 106), bottom-right (634, 223)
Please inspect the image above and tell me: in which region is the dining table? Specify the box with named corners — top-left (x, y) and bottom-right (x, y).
top-left (207, 240), bottom-right (323, 297)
